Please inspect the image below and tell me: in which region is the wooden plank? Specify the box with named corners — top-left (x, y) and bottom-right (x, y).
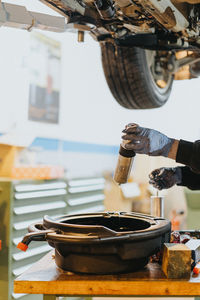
top-left (14, 251), bottom-right (200, 296)
top-left (43, 296), bottom-right (57, 300)
top-left (162, 243), bottom-right (191, 279)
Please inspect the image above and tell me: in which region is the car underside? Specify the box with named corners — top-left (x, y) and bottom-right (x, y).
top-left (41, 0), bottom-right (200, 49)
top-left (2, 0), bottom-right (200, 108)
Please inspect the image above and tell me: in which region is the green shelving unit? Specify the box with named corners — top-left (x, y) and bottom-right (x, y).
top-left (0, 176), bottom-right (105, 300)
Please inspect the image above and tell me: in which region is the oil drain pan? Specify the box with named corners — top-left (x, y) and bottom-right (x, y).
top-left (18, 212), bottom-right (171, 274)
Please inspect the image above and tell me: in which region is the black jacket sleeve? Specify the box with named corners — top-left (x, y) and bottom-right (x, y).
top-left (177, 166), bottom-right (200, 190)
top-left (176, 139), bottom-right (200, 174)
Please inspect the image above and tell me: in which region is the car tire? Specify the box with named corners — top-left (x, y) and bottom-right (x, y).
top-left (100, 42), bottom-right (173, 109)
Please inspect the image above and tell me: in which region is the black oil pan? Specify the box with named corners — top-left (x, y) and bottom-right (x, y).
top-left (19, 212), bottom-right (171, 274)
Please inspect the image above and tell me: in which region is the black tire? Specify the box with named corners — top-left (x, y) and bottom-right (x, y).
top-left (100, 42), bottom-right (173, 109)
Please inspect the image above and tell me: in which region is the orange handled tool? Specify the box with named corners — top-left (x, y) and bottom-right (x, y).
top-left (193, 262), bottom-right (200, 275)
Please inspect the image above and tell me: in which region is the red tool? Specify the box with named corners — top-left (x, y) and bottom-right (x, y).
top-left (17, 242), bottom-right (28, 252)
top-left (193, 262), bottom-right (200, 275)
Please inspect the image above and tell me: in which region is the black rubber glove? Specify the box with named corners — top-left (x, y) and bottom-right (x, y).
top-left (149, 167), bottom-right (182, 190)
top-left (122, 123), bottom-right (174, 157)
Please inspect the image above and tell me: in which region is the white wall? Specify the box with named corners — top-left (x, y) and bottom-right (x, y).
top-left (0, 25), bottom-right (199, 145)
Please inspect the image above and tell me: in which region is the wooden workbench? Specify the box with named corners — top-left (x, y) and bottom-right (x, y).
top-left (14, 251), bottom-right (200, 300)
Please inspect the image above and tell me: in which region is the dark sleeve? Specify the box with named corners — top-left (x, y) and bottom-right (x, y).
top-left (177, 166), bottom-right (200, 190)
top-left (176, 139), bottom-right (200, 174)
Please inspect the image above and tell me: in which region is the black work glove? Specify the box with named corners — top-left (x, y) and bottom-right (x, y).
top-left (149, 167), bottom-right (182, 190)
top-left (122, 123), bottom-right (174, 157)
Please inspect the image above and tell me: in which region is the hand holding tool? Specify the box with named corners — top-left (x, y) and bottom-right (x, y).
top-left (149, 167), bottom-right (182, 190)
top-left (122, 123), bottom-right (174, 157)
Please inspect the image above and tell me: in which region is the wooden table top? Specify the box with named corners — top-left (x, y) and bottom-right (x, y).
top-left (14, 250), bottom-right (200, 297)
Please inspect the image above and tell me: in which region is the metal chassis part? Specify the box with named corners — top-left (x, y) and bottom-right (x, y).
top-left (138, 0), bottom-right (189, 32)
top-left (40, 0), bottom-right (84, 17)
top-left (0, 1), bottom-right (66, 32)
top-left (40, 0), bottom-right (85, 16)
top-left (168, 54), bottom-right (200, 73)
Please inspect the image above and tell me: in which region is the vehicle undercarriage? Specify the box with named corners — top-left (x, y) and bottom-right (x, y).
top-left (1, 0), bottom-right (200, 108)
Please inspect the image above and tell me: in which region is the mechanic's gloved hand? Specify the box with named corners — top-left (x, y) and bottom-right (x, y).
top-left (149, 167), bottom-right (182, 190)
top-left (122, 123), bottom-right (174, 157)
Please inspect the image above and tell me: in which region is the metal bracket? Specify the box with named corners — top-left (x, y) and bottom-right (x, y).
top-left (167, 54), bottom-right (200, 74)
top-left (0, 2), bottom-right (66, 32)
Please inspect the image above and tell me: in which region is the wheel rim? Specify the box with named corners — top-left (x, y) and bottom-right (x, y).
top-left (145, 50), bottom-right (173, 95)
